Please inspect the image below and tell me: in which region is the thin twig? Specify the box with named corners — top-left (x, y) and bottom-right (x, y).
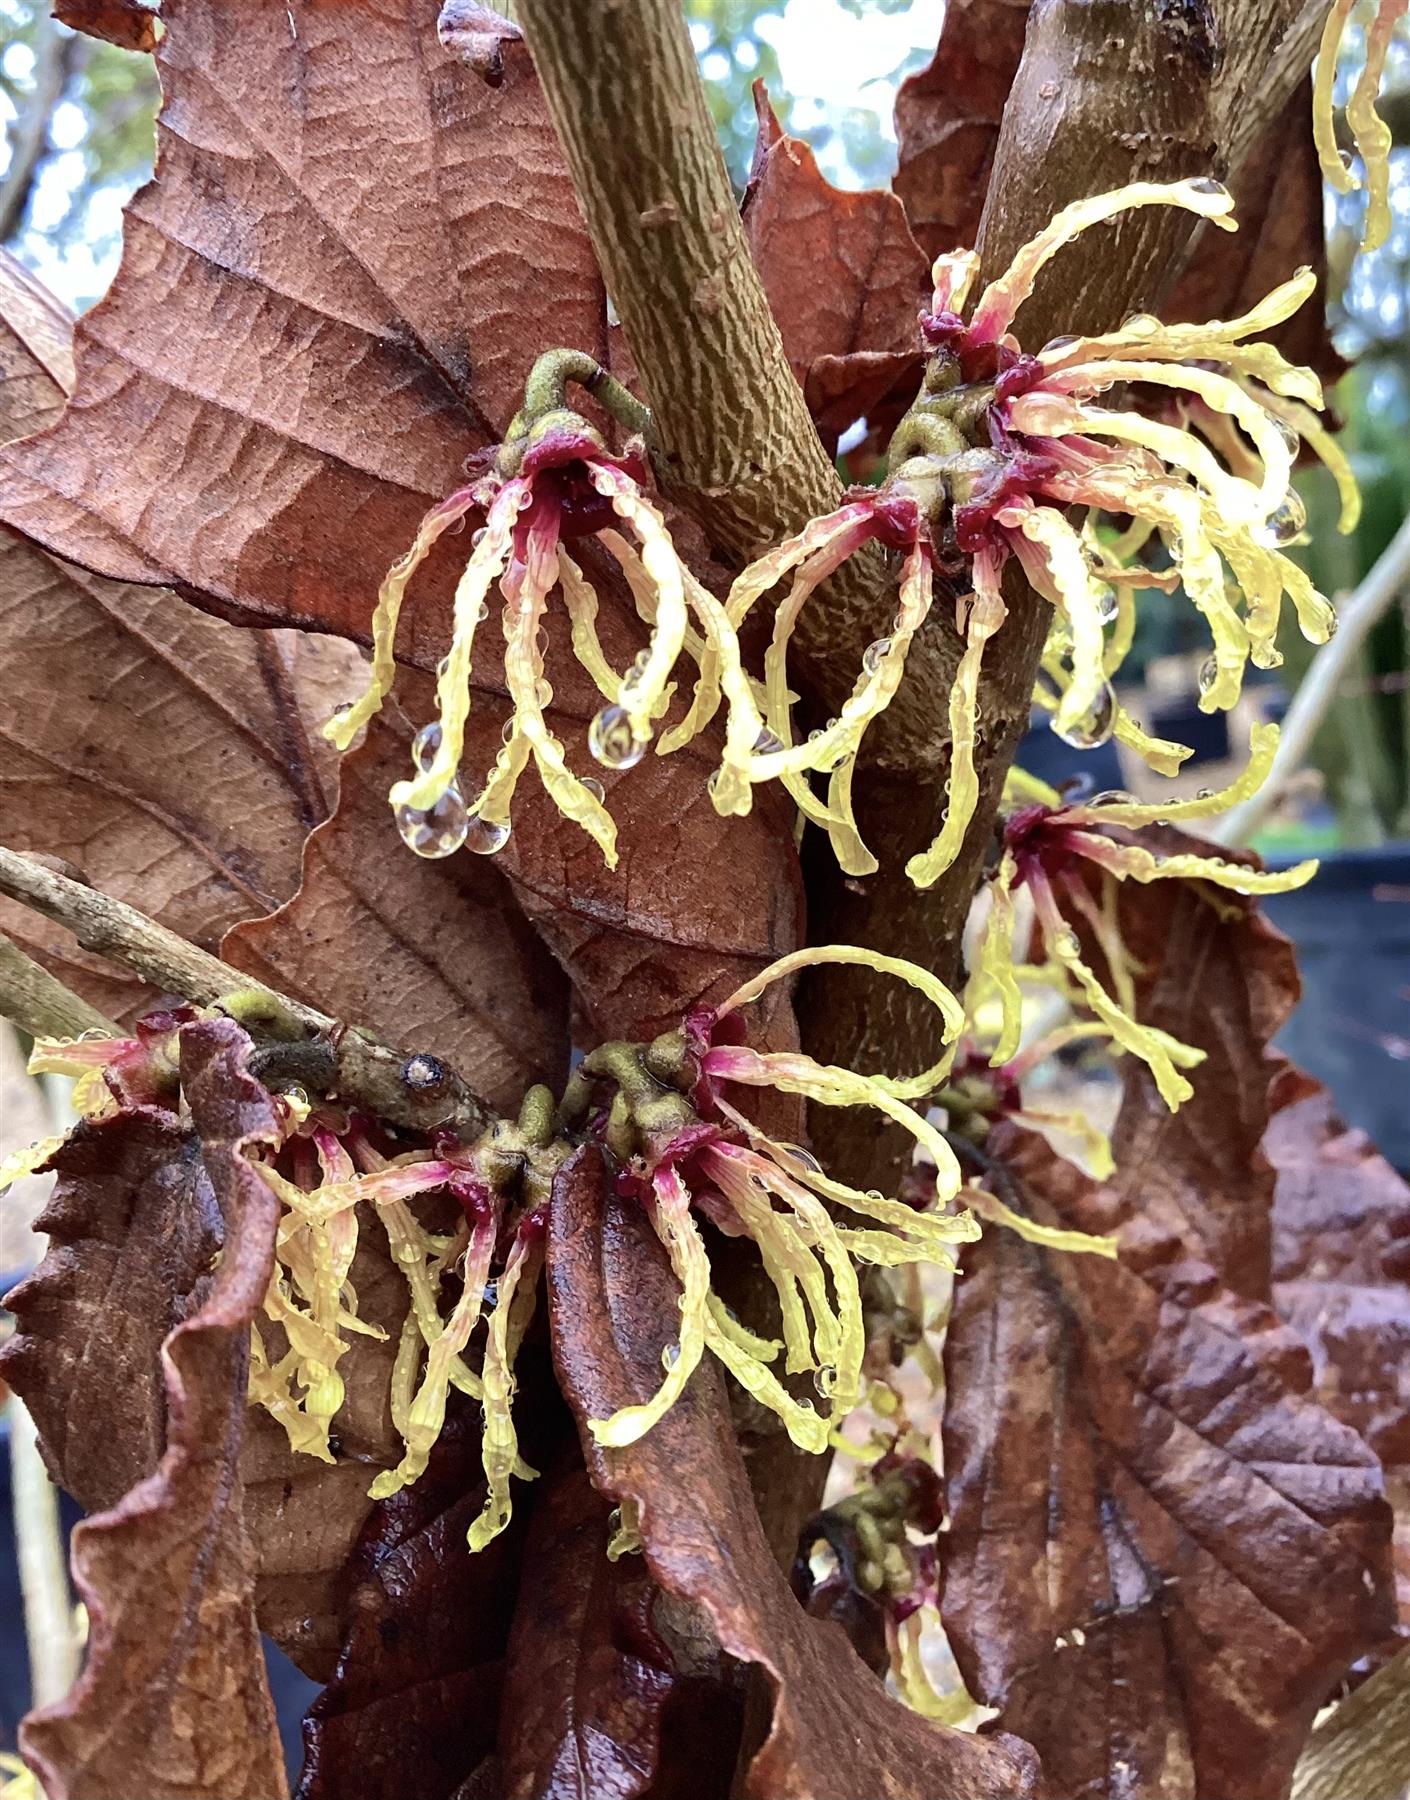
top-left (0, 933), bottom-right (119, 1041)
top-left (1216, 510), bottom-right (1410, 845)
top-left (0, 847), bottom-right (491, 1135)
top-left (7, 1395), bottom-right (80, 1709)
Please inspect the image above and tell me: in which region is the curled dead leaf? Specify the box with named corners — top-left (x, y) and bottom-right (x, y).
top-left (14, 1018), bottom-right (287, 1800)
top-left (547, 1145), bottom-right (1043, 1800)
top-left (53, 0), bottom-right (161, 53)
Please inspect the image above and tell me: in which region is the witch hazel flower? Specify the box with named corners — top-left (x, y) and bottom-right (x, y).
top-left (1315, 0), bottom-right (1407, 251)
top-left (704, 180), bottom-right (1346, 887)
top-left (975, 725), bottom-right (1318, 1109)
top-left (568, 945), bottom-right (1113, 1459)
top-left (325, 351), bottom-right (741, 868)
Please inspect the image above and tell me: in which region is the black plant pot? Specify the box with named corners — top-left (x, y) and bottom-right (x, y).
top-left (1262, 844), bottom-right (1410, 1171)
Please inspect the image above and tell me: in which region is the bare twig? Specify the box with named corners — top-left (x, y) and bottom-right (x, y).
top-left (0, 16), bottom-right (82, 245)
top-left (0, 933), bottom-right (118, 1041)
top-left (1291, 1642), bottom-right (1410, 1800)
top-left (7, 1395), bottom-right (80, 1709)
top-left (0, 848), bottom-right (491, 1135)
top-left (1217, 511), bottom-right (1410, 845)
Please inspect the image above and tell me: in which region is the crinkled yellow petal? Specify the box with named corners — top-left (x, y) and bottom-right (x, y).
top-left (468, 1229), bottom-right (544, 1551)
top-left (978, 853), bottom-right (1025, 1066)
top-left (1252, 388), bottom-right (1360, 534)
top-left (907, 562), bottom-right (1007, 888)
top-left (999, 501), bottom-right (1107, 732)
top-left (718, 942), bottom-right (966, 1092)
top-left (588, 461), bottom-right (690, 746)
top-left (0, 1134), bottom-right (64, 1193)
top-left (706, 1293), bottom-right (783, 1362)
top-left (967, 178), bottom-right (1235, 344)
top-left (558, 548), bottom-right (626, 701)
top-left (590, 1168), bottom-right (711, 1446)
top-left (1064, 721), bottom-right (1280, 829)
top-left (965, 1175), bottom-right (1118, 1255)
top-left (391, 477), bottom-right (530, 808)
top-left (325, 486), bottom-right (481, 752)
top-left (931, 247), bottom-right (981, 314)
top-left (1346, 0), bottom-right (1402, 249)
top-left (1010, 1107), bottom-right (1117, 1182)
top-left (1072, 830), bottom-right (1319, 896)
top-left (1315, 0), bottom-right (1359, 196)
top-left (702, 1308), bottom-right (830, 1453)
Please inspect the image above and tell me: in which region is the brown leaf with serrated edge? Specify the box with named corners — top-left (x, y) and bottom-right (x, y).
top-left (546, 1145), bottom-right (1043, 1800)
top-left (893, 0), bottom-right (1032, 261)
top-left (0, 251), bottom-right (361, 1026)
top-left (16, 1019), bottom-right (287, 1800)
top-left (224, 704), bottom-right (570, 1115)
top-left (297, 1407), bottom-right (528, 1800)
top-left (0, 0), bottom-right (604, 637)
top-left (53, 0), bottom-right (161, 52)
top-left (941, 862), bottom-right (1395, 1800)
top-left (743, 84), bottom-right (926, 446)
top-left (1165, 81), bottom-right (1344, 388)
top-left (497, 1458), bottom-right (686, 1800)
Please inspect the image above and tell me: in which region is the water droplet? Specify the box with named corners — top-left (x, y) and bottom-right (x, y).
top-left (1050, 679), bottom-right (1116, 750)
top-left (535, 678), bottom-right (553, 706)
top-left (412, 721), bottom-right (443, 772)
top-left (1156, 818), bottom-right (1172, 828)
top-left (475, 599), bottom-right (489, 623)
top-left (472, 527), bottom-right (487, 546)
top-left (1258, 491), bottom-right (1307, 547)
top-left (501, 717), bottom-right (517, 745)
top-left (1196, 786), bottom-right (1215, 800)
top-left (436, 654), bottom-right (451, 678)
top-left (777, 1141), bottom-right (823, 1173)
top-left (1188, 176), bottom-right (1230, 199)
top-left (1094, 582), bottom-right (1119, 625)
top-left (395, 785), bottom-right (470, 858)
top-left (1120, 311), bottom-right (1161, 336)
top-left (1051, 928), bottom-right (1081, 960)
top-left (465, 811), bottom-right (511, 856)
top-left (330, 700), bottom-right (353, 719)
top-left (862, 637), bottom-right (892, 675)
top-left (589, 703), bottom-right (645, 769)
top-left (483, 1279), bottom-right (499, 1309)
top-left (1324, 609), bottom-right (1339, 638)
top-left (1089, 788), bottom-right (1137, 807)
top-left (1273, 416), bottom-right (1300, 454)
top-left (1339, 148), bottom-right (1356, 175)
top-left (1043, 333), bottom-right (1079, 352)
top-left (753, 726), bottom-right (784, 755)
top-left (814, 1366), bottom-right (837, 1398)
top-left (1198, 654), bottom-right (1220, 697)
top-left (582, 776), bottom-right (605, 803)
top-left (661, 1342), bottom-right (681, 1371)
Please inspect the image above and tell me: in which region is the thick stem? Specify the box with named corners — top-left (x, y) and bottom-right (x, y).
top-left (0, 848), bottom-right (491, 1135)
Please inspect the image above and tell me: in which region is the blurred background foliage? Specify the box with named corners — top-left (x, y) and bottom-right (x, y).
top-left (1, 0), bottom-right (1407, 844)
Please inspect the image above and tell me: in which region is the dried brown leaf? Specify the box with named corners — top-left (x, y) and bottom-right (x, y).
top-left (0, 246), bottom-right (72, 441)
top-left (224, 705), bottom-right (570, 1114)
top-left (0, 1), bottom-right (802, 1043)
top-left (16, 1018), bottom-right (287, 1800)
top-left (53, 0), bottom-right (161, 53)
top-left (892, 0), bottom-right (1032, 260)
top-left (0, 251), bottom-right (359, 1025)
top-left (743, 85), bottom-right (926, 445)
top-left (498, 1459), bottom-right (682, 1800)
top-left (297, 1410), bottom-right (526, 1800)
top-left (436, 0), bottom-right (521, 84)
top-left (941, 865), bottom-right (1395, 1799)
top-left (547, 1146), bottom-right (1043, 1800)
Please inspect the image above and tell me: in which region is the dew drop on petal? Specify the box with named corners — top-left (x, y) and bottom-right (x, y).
top-left (483, 1279), bottom-right (499, 1309)
top-left (1094, 582), bottom-right (1119, 625)
top-left (465, 811), bottom-right (511, 856)
top-left (814, 1365), bottom-right (837, 1398)
top-left (1043, 333), bottom-right (1079, 353)
top-left (395, 785), bottom-right (470, 858)
top-left (1050, 679), bottom-right (1116, 749)
top-left (1120, 312), bottom-right (1161, 337)
top-left (472, 527), bottom-right (487, 546)
top-left (777, 1141), bottom-right (823, 1173)
top-left (589, 703), bottom-right (646, 769)
top-left (753, 726), bottom-right (784, 755)
top-left (411, 721), bottom-right (443, 773)
top-left (1089, 788), bottom-right (1137, 806)
top-left (1258, 491), bottom-right (1307, 547)
top-left (1273, 416), bottom-right (1301, 454)
top-left (1196, 786), bottom-right (1215, 800)
top-left (1188, 176), bottom-right (1230, 198)
top-left (501, 717), bottom-right (517, 744)
top-left (475, 600), bottom-right (490, 623)
top-left (862, 637), bottom-right (892, 675)
top-left (1324, 609), bottom-right (1339, 638)
top-left (1051, 928), bottom-right (1082, 960)
top-left (1197, 654), bottom-right (1220, 697)
top-left (535, 678), bottom-right (553, 706)
top-left (582, 776), bottom-right (605, 803)
top-left (661, 1342), bottom-right (681, 1371)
